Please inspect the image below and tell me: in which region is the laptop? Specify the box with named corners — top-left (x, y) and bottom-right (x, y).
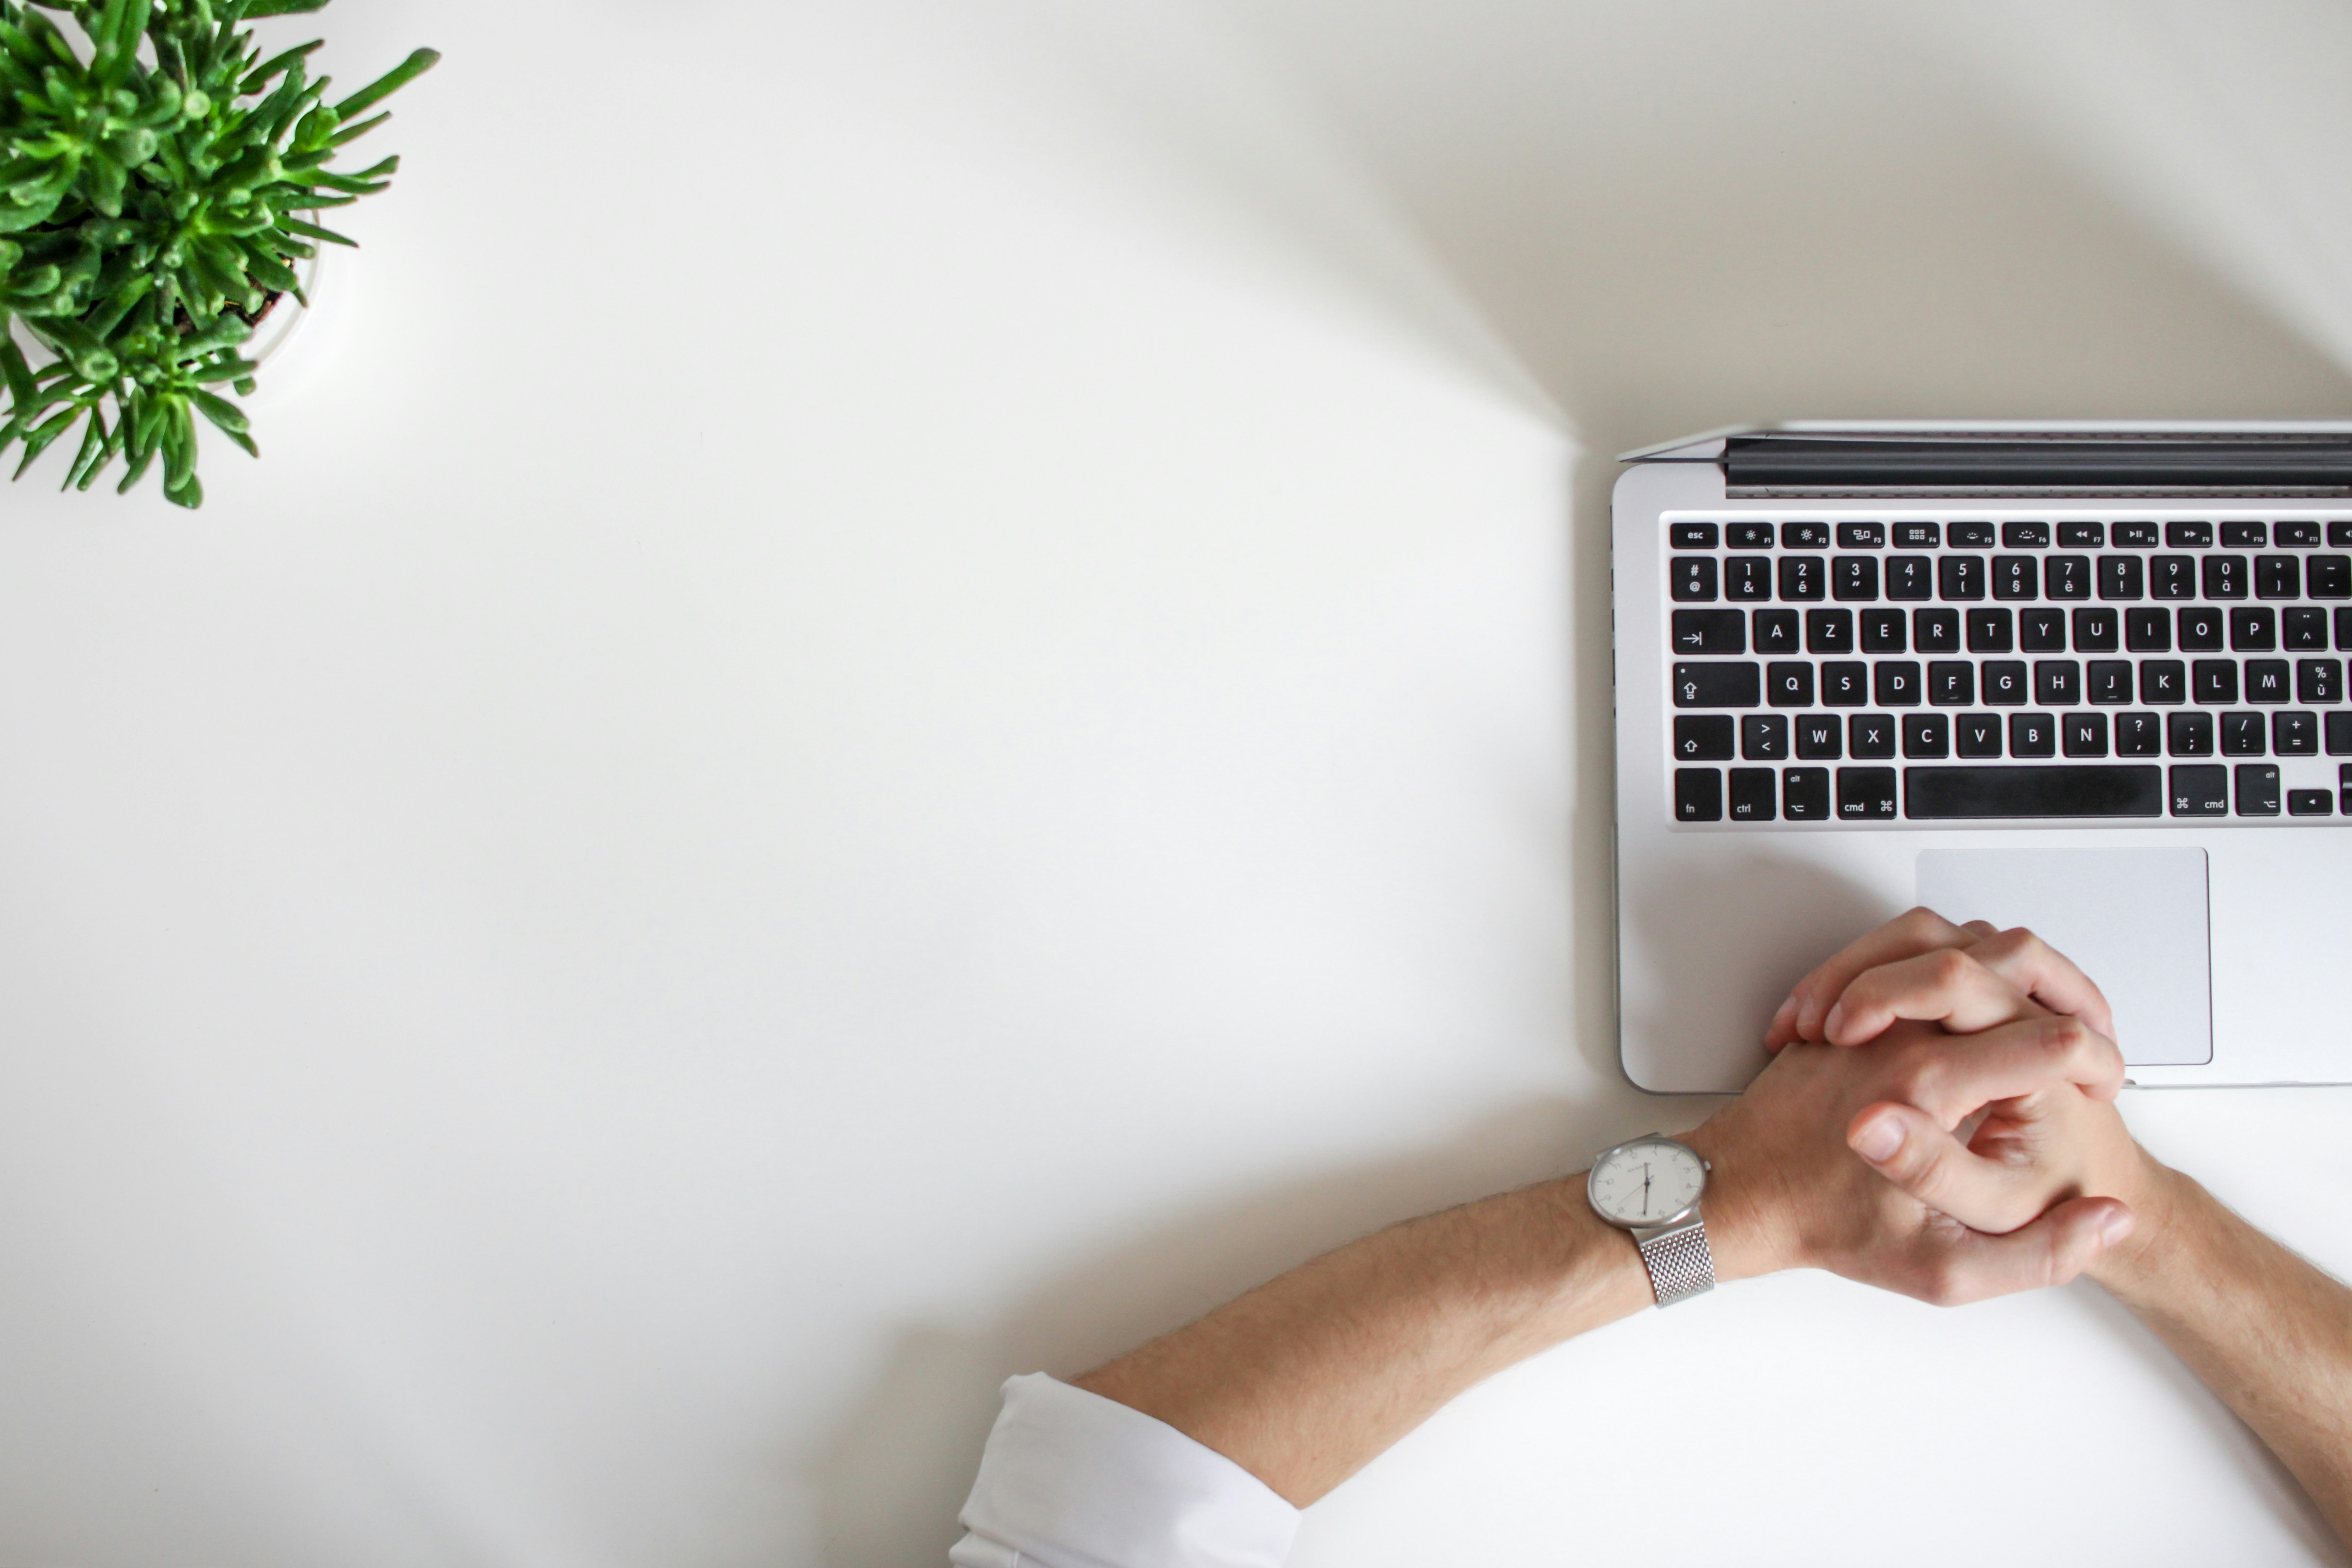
top-left (1612, 422), bottom-right (2352, 1091)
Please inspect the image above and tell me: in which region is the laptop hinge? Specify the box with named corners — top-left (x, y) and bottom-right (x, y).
top-left (1715, 431), bottom-right (2352, 497)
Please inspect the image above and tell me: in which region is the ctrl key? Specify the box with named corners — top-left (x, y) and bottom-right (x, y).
top-left (1675, 767), bottom-right (1722, 822)
top-left (1836, 766), bottom-right (1899, 820)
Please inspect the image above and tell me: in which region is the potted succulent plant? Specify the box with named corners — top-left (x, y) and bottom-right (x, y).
top-left (0, 0), bottom-right (435, 507)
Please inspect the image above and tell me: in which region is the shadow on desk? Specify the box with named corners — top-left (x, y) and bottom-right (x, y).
top-left (807, 1094), bottom-right (1632, 1567)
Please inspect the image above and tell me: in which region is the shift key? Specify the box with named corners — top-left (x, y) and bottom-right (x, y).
top-left (1673, 662), bottom-right (1761, 708)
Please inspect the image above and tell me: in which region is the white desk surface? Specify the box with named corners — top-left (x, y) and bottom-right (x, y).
top-left (6, 1), bottom-right (2352, 1563)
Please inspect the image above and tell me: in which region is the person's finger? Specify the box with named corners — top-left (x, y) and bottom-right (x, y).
top-left (1764, 907), bottom-right (1978, 1051)
top-left (1822, 947), bottom-right (2042, 1045)
top-left (1900, 1196), bottom-right (2133, 1306)
top-left (1848, 1101), bottom-right (2060, 1232)
top-left (1952, 927), bottom-right (2117, 1047)
top-left (1876, 1013), bottom-right (2130, 1119)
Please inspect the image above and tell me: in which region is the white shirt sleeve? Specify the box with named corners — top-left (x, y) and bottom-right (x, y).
top-left (949, 1373), bottom-right (1302, 1568)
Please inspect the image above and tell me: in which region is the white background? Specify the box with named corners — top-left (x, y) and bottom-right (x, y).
top-left (5, 1), bottom-right (2352, 1564)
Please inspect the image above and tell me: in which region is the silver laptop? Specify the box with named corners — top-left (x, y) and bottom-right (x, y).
top-left (1613, 422), bottom-right (2352, 1091)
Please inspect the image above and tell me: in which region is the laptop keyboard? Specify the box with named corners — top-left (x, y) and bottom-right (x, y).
top-left (1663, 515), bottom-right (2352, 825)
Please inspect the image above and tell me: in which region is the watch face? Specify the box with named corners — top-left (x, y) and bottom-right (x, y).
top-left (1588, 1138), bottom-right (1705, 1228)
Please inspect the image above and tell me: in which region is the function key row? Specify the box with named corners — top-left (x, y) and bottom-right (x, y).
top-left (1669, 551), bottom-right (2350, 603)
top-left (1670, 520), bottom-right (2352, 551)
top-left (1673, 605), bottom-right (2352, 656)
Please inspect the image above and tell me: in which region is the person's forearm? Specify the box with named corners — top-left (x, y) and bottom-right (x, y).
top-left (2095, 1165), bottom-right (2352, 1545)
top-left (1073, 1177), bottom-right (1653, 1506)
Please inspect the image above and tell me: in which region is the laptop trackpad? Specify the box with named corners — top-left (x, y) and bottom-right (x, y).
top-left (1915, 848), bottom-right (2212, 1067)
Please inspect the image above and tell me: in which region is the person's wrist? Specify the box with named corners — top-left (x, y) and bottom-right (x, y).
top-left (2085, 1153), bottom-right (2193, 1297)
top-left (1678, 1116), bottom-right (1796, 1283)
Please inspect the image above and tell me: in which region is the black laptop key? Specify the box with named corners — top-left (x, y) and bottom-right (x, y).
top-left (2193, 660), bottom-right (2239, 705)
top-left (1904, 764), bottom-right (2161, 819)
top-left (1982, 660), bottom-right (2028, 706)
top-left (1832, 556), bottom-right (1879, 601)
top-left (1727, 522), bottom-right (1775, 549)
top-left (1674, 767), bottom-right (1723, 821)
top-left (1670, 523), bottom-right (1720, 549)
top-left (1783, 766), bottom-right (1831, 820)
top-left (1967, 607), bottom-right (2013, 653)
top-left (2010, 712), bottom-right (2057, 757)
top-left (1938, 555), bottom-right (1985, 601)
top-left (2236, 764), bottom-right (2282, 817)
top-left (2277, 521), bottom-right (2322, 547)
top-left (2116, 712), bottom-right (2162, 757)
top-left (2019, 609), bottom-right (2066, 652)
top-left (2298, 658), bottom-right (2343, 705)
top-left (1742, 714), bottom-right (1788, 760)
top-left (2045, 555), bottom-right (2091, 600)
top-left (2169, 765), bottom-right (2229, 817)
top-left (1754, 609), bottom-right (1800, 654)
top-left (2141, 659), bottom-right (2185, 704)
top-left (2125, 608), bottom-right (2171, 652)
top-left (1849, 714), bottom-right (1897, 759)
top-left (1948, 522), bottom-right (1997, 548)
top-left (2035, 660), bottom-right (2081, 706)
top-left (1955, 714), bottom-right (2002, 758)
top-left (2230, 606), bottom-right (2276, 652)
top-left (2150, 555), bottom-right (2195, 600)
top-left (1672, 609), bottom-right (1746, 655)
top-left (2167, 521), bottom-right (2214, 549)
top-left (2256, 555), bottom-right (2300, 600)
top-left (2222, 521), bottom-right (2268, 548)
top-left (1993, 556), bottom-right (2037, 600)
top-left (2113, 522), bottom-right (2161, 548)
top-left (2312, 555), bottom-right (2352, 599)
top-left (2289, 789), bottom-right (2333, 817)
top-left (1673, 714), bottom-right (1735, 761)
top-left (2002, 521), bottom-right (2051, 548)
top-left (1671, 558), bottom-right (1719, 601)
top-left (2087, 660), bottom-right (2133, 704)
top-left (2332, 713), bottom-right (2352, 755)
top-left (2178, 606), bottom-right (2225, 652)
top-left (2064, 713), bottom-right (2108, 758)
top-left (2100, 555), bottom-right (2145, 600)
top-left (1766, 662), bottom-right (1814, 708)
top-left (1892, 523), bottom-right (1940, 549)
top-left (1728, 767), bottom-right (1776, 821)
top-left (1781, 522), bottom-right (1831, 550)
top-left (2169, 711), bottom-right (2215, 756)
top-left (2285, 607), bottom-right (2329, 650)
top-left (1725, 557), bottom-right (1773, 600)
top-left (1838, 767), bottom-right (1900, 820)
top-left (1778, 555), bottom-right (1826, 602)
top-left (1886, 555), bottom-right (1932, 600)
top-left (1928, 661), bottom-right (1974, 706)
top-left (1903, 713), bottom-right (1949, 758)
top-left (2275, 710), bottom-right (2318, 756)
top-left (1861, 608), bottom-right (1906, 652)
top-left (1807, 608), bottom-right (1854, 654)
top-left (2340, 607), bottom-right (2352, 651)
top-left (1914, 608), bottom-right (1960, 653)
top-left (1795, 714), bottom-right (1843, 759)
top-left (1838, 522), bottom-right (1886, 549)
top-left (2246, 659), bottom-right (2289, 704)
top-left (2203, 554), bottom-right (2248, 600)
top-left (2221, 712), bottom-right (2265, 756)
top-left (1673, 661), bottom-right (1760, 707)
top-left (2059, 522), bottom-right (2106, 548)
top-left (2072, 607), bottom-right (2120, 652)
top-left (1874, 661), bottom-right (1921, 707)
top-left (1820, 661), bottom-right (1868, 705)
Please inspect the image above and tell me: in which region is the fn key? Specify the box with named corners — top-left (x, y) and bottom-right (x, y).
top-left (1675, 767), bottom-right (1722, 822)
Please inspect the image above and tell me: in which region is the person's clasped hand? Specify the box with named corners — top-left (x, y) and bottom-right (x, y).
top-left (1685, 908), bottom-right (2167, 1305)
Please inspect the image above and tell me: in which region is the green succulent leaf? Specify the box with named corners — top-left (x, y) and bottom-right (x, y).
top-left (0, 0), bottom-right (435, 505)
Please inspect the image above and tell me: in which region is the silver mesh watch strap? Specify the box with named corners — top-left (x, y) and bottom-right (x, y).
top-left (1635, 1219), bottom-right (1717, 1307)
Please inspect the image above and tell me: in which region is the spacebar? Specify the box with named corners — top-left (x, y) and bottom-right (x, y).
top-left (1905, 765), bottom-right (2164, 819)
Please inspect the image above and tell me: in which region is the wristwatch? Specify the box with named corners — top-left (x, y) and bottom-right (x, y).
top-left (1586, 1134), bottom-right (1717, 1307)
